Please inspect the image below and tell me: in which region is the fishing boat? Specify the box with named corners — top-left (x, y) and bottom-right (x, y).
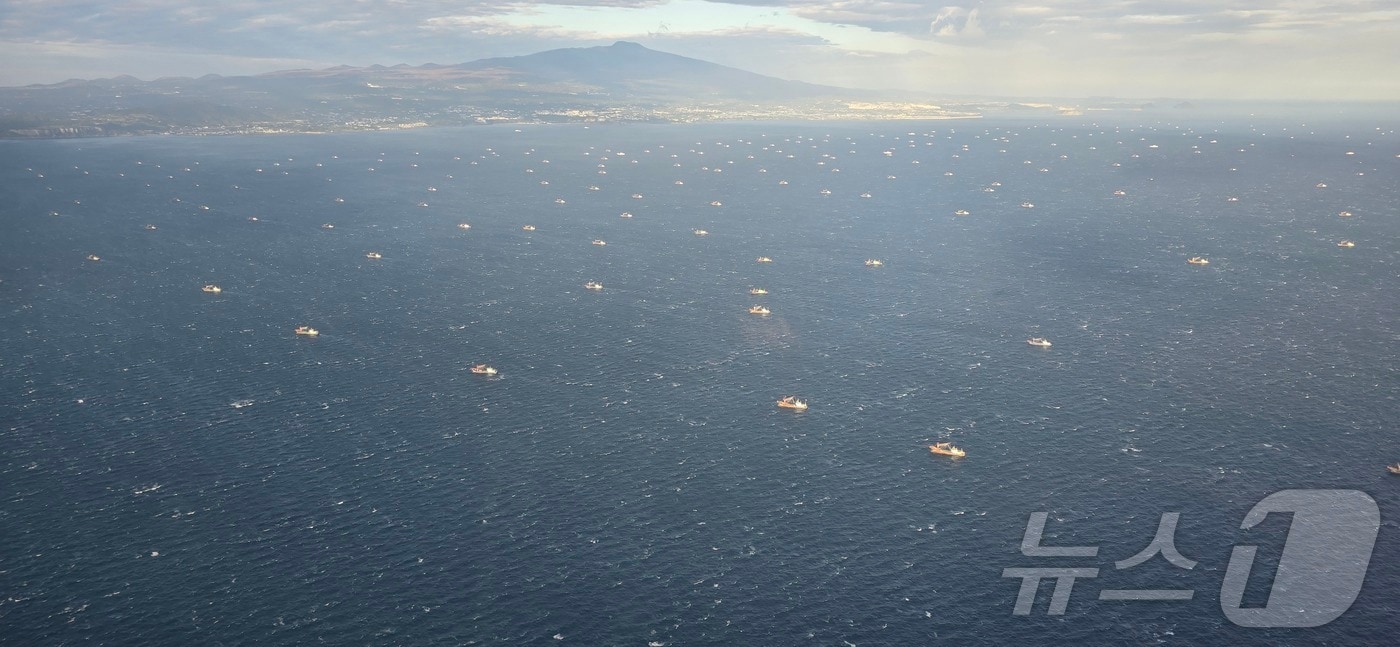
top-left (954, 209), bottom-right (970, 216)
top-left (522, 225), bottom-right (537, 231)
top-left (929, 442), bottom-right (965, 458)
top-left (1187, 256), bottom-right (1210, 265)
top-left (592, 239), bottom-right (606, 246)
top-left (749, 288), bottom-right (768, 295)
top-left (201, 285), bottom-right (222, 294)
top-left (1027, 337), bottom-right (1052, 348)
top-left (693, 229), bottom-right (709, 236)
top-left (366, 252), bottom-right (383, 259)
top-left (295, 326), bottom-right (319, 336)
top-left (1387, 464), bottom-right (1400, 475)
top-left (776, 396), bottom-right (808, 411)
top-left (748, 305), bottom-right (771, 315)
top-left (584, 281), bottom-right (603, 290)
top-left (458, 223), bottom-right (472, 230)
top-left (469, 364), bottom-right (498, 376)
top-left (865, 259), bottom-right (884, 267)
top-left (1337, 240), bottom-right (1355, 248)
top-left (756, 256), bottom-right (773, 263)
top-left (86, 254), bottom-right (101, 261)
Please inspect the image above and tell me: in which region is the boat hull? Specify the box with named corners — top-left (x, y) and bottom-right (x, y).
top-left (929, 445), bottom-right (965, 457)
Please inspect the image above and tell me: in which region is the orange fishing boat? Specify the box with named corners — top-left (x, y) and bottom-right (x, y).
top-left (776, 396), bottom-right (808, 411)
top-left (929, 442), bottom-right (966, 458)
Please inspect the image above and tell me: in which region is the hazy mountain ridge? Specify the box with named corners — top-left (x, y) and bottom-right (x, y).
top-left (453, 41), bottom-right (839, 99)
top-left (0, 42), bottom-right (990, 138)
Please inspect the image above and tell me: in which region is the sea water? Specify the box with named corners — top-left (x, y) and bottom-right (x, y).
top-left (1, 116), bottom-right (1397, 645)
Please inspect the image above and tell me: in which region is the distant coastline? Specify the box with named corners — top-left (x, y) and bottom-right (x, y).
top-left (0, 99), bottom-right (999, 140)
top-left (0, 41), bottom-right (1173, 140)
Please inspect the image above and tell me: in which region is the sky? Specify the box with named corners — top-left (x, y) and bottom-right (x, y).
top-left (2, 0), bottom-right (1398, 100)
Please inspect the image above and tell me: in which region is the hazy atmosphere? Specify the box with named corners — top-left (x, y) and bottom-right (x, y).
top-left (4, 0), bottom-right (1398, 100)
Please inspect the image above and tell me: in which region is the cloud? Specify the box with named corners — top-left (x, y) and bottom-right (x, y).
top-left (0, 38), bottom-right (325, 84)
top-left (420, 15), bottom-right (623, 40)
top-left (1117, 13), bottom-right (1199, 26)
top-left (6, 1), bottom-right (1395, 57)
top-left (1, 0), bottom-right (1398, 99)
top-left (929, 6), bottom-right (984, 39)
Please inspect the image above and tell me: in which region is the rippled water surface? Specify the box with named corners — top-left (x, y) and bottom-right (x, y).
top-left (2, 118), bottom-right (1398, 645)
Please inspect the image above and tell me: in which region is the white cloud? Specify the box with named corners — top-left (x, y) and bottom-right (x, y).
top-left (0, 0), bottom-right (1398, 99)
top-left (420, 15), bottom-right (622, 40)
top-left (929, 6), bottom-right (983, 39)
top-left (1117, 14), bottom-right (1199, 26)
top-left (0, 38), bottom-right (324, 84)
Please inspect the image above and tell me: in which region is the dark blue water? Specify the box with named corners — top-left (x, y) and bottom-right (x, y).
top-left (2, 118), bottom-right (1397, 645)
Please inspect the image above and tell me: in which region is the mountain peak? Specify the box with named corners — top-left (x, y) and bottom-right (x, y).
top-left (453, 41), bottom-right (839, 101)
